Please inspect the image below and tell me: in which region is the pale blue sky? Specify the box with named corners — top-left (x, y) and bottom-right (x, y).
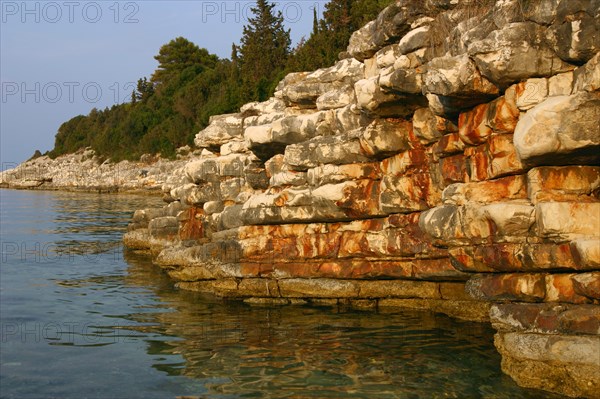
top-left (0, 0), bottom-right (325, 167)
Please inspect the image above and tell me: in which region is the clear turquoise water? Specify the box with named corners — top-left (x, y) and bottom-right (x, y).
top-left (0, 189), bottom-right (566, 398)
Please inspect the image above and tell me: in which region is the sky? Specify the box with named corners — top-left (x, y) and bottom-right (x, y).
top-left (0, 0), bottom-right (325, 168)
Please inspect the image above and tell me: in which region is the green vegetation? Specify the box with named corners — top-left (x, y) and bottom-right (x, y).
top-left (48, 0), bottom-right (393, 161)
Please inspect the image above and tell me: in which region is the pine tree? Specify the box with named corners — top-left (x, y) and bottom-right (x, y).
top-left (286, 0), bottom-right (394, 72)
top-left (238, 0), bottom-right (291, 101)
top-left (133, 77), bottom-right (154, 102)
top-left (48, 0), bottom-right (397, 162)
top-left (151, 37), bottom-right (218, 86)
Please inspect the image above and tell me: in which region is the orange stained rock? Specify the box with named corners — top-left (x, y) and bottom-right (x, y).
top-left (179, 206), bottom-right (205, 241)
top-left (465, 134), bottom-right (524, 181)
top-left (336, 179), bottom-right (382, 218)
top-left (459, 103), bottom-right (493, 146)
top-left (380, 148), bottom-right (429, 176)
top-left (439, 154), bottom-right (468, 184)
top-left (545, 274), bottom-right (593, 304)
top-left (469, 273), bottom-right (547, 302)
top-left (528, 166), bottom-right (600, 203)
top-left (433, 133), bottom-right (465, 158)
top-left (487, 95), bottom-right (520, 134)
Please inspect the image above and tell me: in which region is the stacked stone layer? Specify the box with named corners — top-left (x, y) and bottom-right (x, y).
top-left (124, 1), bottom-right (600, 397)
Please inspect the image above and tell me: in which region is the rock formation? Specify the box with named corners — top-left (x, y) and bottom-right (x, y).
top-left (0, 148), bottom-right (194, 193)
top-left (123, 0), bottom-right (597, 397)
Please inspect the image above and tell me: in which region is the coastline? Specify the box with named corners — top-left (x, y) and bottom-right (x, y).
top-left (120, 1), bottom-right (600, 397)
top-left (4, 1), bottom-right (599, 397)
top-left (0, 147), bottom-right (192, 196)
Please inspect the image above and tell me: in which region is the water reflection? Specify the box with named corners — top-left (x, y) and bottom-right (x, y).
top-left (119, 252), bottom-right (565, 399)
top-left (48, 192), bottom-right (162, 256)
top-left (0, 190), bottom-right (567, 398)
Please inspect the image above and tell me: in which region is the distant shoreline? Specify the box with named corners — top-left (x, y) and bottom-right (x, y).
top-left (0, 185), bottom-right (163, 195)
top-left (0, 147), bottom-right (191, 197)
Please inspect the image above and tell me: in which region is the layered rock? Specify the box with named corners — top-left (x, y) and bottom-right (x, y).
top-left (123, 1), bottom-right (600, 398)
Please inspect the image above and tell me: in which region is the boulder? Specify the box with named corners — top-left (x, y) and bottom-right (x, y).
top-left (307, 163), bottom-right (381, 186)
top-left (284, 135), bottom-right (372, 171)
top-left (398, 26), bottom-right (431, 54)
top-left (333, 104), bottom-right (373, 134)
top-left (241, 180), bottom-right (382, 225)
top-left (220, 139), bottom-right (249, 156)
top-left (420, 201), bottom-right (534, 244)
top-left (495, 332), bottom-right (600, 399)
top-left (348, 21), bottom-right (379, 61)
top-left (359, 118), bottom-right (413, 159)
top-left (442, 175), bottom-right (528, 206)
top-left (316, 84), bottom-right (356, 110)
top-left (245, 111), bottom-right (336, 162)
top-left (355, 77), bottom-right (426, 117)
top-left (194, 114), bottom-right (244, 150)
top-left (240, 97), bottom-right (286, 116)
top-left (573, 52), bottom-right (600, 93)
top-left (572, 239), bottom-right (600, 269)
top-left (282, 81), bottom-right (333, 108)
top-left (450, 243), bottom-right (580, 273)
top-left (380, 149), bottom-right (429, 177)
top-left (282, 59), bottom-right (365, 107)
top-left (184, 154), bottom-right (250, 184)
top-left (305, 58), bottom-right (365, 84)
top-left (424, 54), bottom-right (499, 107)
top-left (465, 135), bottom-right (525, 182)
top-left (412, 107), bottom-right (457, 144)
top-left (379, 66), bottom-right (424, 95)
top-left (514, 92), bottom-right (600, 166)
top-left (547, 10), bottom-right (600, 64)
top-left (536, 202), bottom-right (600, 240)
top-left (375, 44), bottom-right (402, 68)
top-left (380, 173), bottom-right (442, 214)
top-left (527, 166), bottom-right (600, 204)
top-left (548, 72), bottom-right (574, 97)
top-left (466, 274), bottom-right (546, 302)
top-left (148, 216), bottom-right (179, 240)
top-left (515, 78), bottom-right (549, 111)
top-left (270, 171), bottom-right (307, 188)
top-left (244, 124), bottom-right (282, 161)
top-left (468, 22), bottom-right (575, 87)
top-left (521, 0), bottom-right (560, 25)
top-left (432, 133), bottom-right (465, 158)
top-left (347, 2), bottom-right (419, 61)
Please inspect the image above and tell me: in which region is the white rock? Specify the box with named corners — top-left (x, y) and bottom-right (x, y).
top-left (548, 72), bottom-right (573, 97)
top-left (514, 92), bottom-right (600, 166)
top-left (516, 78), bottom-right (549, 111)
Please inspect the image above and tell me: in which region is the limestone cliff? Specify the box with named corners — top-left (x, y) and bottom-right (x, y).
top-left (124, 1), bottom-right (600, 397)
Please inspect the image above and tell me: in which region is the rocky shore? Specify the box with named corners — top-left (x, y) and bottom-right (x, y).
top-left (0, 147), bottom-right (194, 194)
top-left (123, 1), bottom-right (600, 396)
top-left (4, 0), bottom-right (598, 397)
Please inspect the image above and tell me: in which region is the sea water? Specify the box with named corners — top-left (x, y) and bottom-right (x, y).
top-left (0, 189), bottom-right (566, 398)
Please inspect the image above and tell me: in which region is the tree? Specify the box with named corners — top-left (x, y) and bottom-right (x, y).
top-left (238, 0), bottom-right (291, 101)
top-left (132, 77), bottom-right (155, 103)
top-left (286, 0), bottom-right (394, 72)
top-left (47, 0), bottom-right (397, 162)
top-left (151, 36), bottom-right (218, 86)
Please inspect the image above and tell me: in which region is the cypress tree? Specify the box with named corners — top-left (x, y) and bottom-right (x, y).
top-left (238, 0), bottom-right (291, 101)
